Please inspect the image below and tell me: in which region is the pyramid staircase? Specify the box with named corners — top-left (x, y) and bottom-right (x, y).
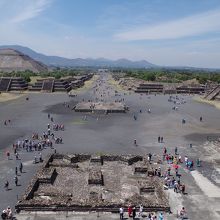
top-left (30, 78), bottom-right (71, 93)
top-left (0, 77), bottom-right (11, 91)
top-left (135, 83), bottom-right (164, 93)
top-left (42, 79), bottom-right (54, 92)
top-left (204, 85), bottom-right (220, 100)
top-left (53, 79), bottom-right (71, 92)
top-left (0, 77), bottom-right (28, 92)
top-left (176, 86), bottom-right (205, 94)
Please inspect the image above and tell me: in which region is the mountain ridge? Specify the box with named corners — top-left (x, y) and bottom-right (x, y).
top-left (0, 45), bottom-right (156, 68)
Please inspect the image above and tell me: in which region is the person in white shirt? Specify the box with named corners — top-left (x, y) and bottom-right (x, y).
top-left (119, 207), bottom-right (124, 220)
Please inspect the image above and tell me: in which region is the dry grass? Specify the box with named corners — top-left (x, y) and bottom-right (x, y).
top-left (29, 76), bottom-right (43, 85)
top-left (0, 92), bottom-right (24, 102)
top-left (193, 96), bottom-right (220, 110)
top-left (72, 75), bottom-right (99, 93)
top-left (107, 75), bottom-right (128, 93)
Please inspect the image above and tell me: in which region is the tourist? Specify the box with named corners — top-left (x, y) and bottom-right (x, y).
top-left (15, 167), bottom-right (18, 176)
top-left (1, 210), bottom-right (7, 219)
top-left (184, 156), bottom-right (188, 167)
top-left (19, 162), bottom-right (23, 173)
top-left (179, 207), bottom-right (186, 219)
top-left (6, 207), bottom-right (12, 219)
top-left (139, 204), bottom-right (143, 217)
top-left (128, 204), bottom-right (132, 217)
top-left (161, 136), bottom-right (163, 143)
top-left (134, 139), bottom-right (137, 146)
top-left (39, 152), bottom-right (42, 162)
top-left (200, 116), bottom-right (203, 122)
top-left (14, 175), bottom-right (18, 186)
top-left (174, 147), bottom-right (178, 155)
top-left (148, 153), bottom-right (152, 162)
top-left (4, 180), bottom-right (9, 191)
top-left (34, 155), bottom-right (37, 164)
top-left (158, 212), bottom-right (164, 220)
top-left (174, 181), bottom-right (178, 193)
top-left (6, 151), bottom-right (10, 160)
top-left (181, 184), bottom-right (185, 194)
top-left (196, 158), bottom-right (201, 167)
top-left (15, 152), bottom-right (19, 160)
top-left (132, 207), bottom-right (136, 219)
top-left (119, 207), bottom-right (124, 219)
top-left (158, 136), bottom-right (161, 143)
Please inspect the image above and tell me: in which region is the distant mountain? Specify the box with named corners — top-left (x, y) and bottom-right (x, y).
top-left (0, 45), bottom-right (156, 68)
top-left (0, 48), bottom-right (48, 73)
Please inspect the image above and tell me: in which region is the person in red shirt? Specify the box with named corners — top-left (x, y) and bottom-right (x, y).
top-left (128, 204), bottom-right (132, 217)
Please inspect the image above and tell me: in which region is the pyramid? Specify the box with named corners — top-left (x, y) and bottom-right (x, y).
top-left (0, 48), bottom-right (48, 73)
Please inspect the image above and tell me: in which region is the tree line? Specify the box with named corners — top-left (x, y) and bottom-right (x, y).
top-left (111, 68), bottom-right (220, 84)
top-left (0, 68), bottom-right (91, 82)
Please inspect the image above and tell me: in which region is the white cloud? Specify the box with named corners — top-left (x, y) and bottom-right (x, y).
top-left (10, 0), bottom-right (52, 23)
top-left (115, 9), bottom-right (220, 41)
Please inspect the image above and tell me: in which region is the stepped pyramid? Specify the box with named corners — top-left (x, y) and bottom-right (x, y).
top-left (0, 48), bottom-right (48, 73)
top-left (0, 77), bottom-right (28, 92)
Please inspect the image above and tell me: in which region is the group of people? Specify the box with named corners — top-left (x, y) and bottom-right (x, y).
top-left (3, 112), bottom-right (65, 217)
top-left (1, 207), bottom-right (12, 219)
top-left (119, 205), bottom-right (164, 220)
top-left (158, 136), bottom-right (164, 143)
top-left (3, 119), bottom-right (11, 126)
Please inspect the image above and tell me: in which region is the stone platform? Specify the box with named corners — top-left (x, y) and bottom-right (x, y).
top-left (74, 102), bottom-right (128, 113)
top-left (15, 153), bottom-right (169, 213)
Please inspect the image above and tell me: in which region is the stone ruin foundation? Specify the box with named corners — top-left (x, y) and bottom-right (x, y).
top-left (15, 153), bottom-right (170, 213)
top-left (74, 102), bottom-right (128, 113)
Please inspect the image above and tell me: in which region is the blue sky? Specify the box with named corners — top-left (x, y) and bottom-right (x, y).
top-left (0, 0), bottom-right (220, 68)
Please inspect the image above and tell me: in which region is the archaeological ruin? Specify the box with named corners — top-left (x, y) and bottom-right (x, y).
top-left (15, 153), bottom-right (170, 213)
top-left (74, 102), bottom-right (128, 113)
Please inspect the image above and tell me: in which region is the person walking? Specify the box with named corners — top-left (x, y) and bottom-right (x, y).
top-left (39, 152), bottom-right (42, 162)
top-left (119, 207), bottom-right (124, 220)
top-left (15, 152), bottom-right (19, 160)
top-left (148, 153), bottom-right (152, 162)
top-left (6, 151), bottom-right (10, 160)
top-left (4, 180), bottom-right (9, 191)
top-left (175, 147), bottom-right (178, 155)
top-left (15, 167), bottom-right (18, 176)
top-left (14, 176), bottom-right (18, 186)
top-left (158, 212), bottom-right (164, 220)
top-left (139, 204), bottom-right (143, 217)
top-left (134, 139), bottom-right (137, 146)
top-left (132, 207), bottom-right (136, 220)
top-left (158, 136), bottom-right (161, 143)
top-left (128, 205), bottom-right (132, 217)
top-left (19, 162), bottom-right (23, 173)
